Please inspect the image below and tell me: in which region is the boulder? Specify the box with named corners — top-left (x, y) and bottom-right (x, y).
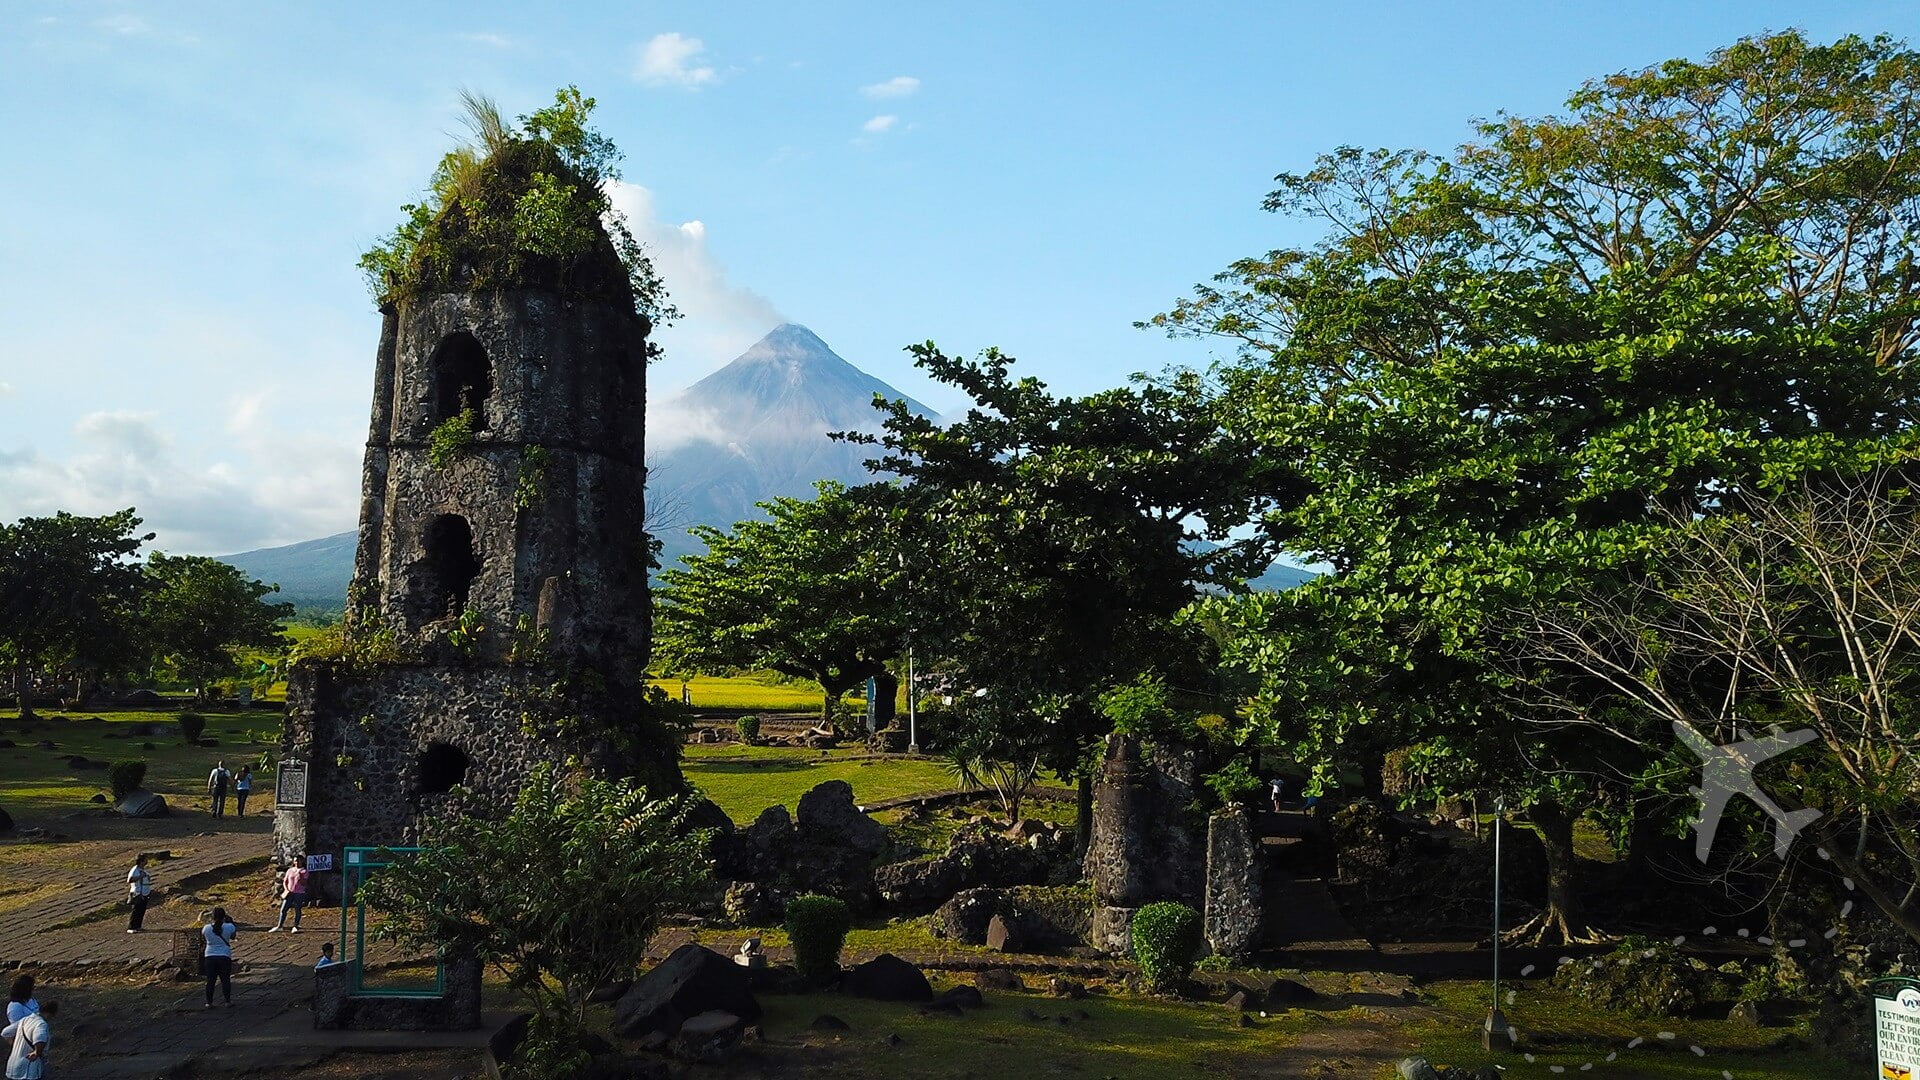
top-left (986, 914), bottom-right (1019, 952)
top-left (746, 804), bottom-right (794, 849)
top-left (684, 798), bottom-right (735, 840)
top-left (722, 880), bottom-right (784, 926)
top-left (116, 790), bottom-right (169, 819)
top-left (796, 780), bottom-right (887, 855)
top-left (610, 944), bottom-right (761, 1038)
top-left (1265, 978), bottom-right (1317, 1006)
top-left (931, 985), bottom-right (985, 1010)
top-left (488, 1012), bottom-right (533, 1066)
top-left (1224, 989), bottom-right (1255, 1012)
top-left (974, 969), bottom-right (1023, 992)
top-left (874, 855), bottom-right (965, 912)
top-left (0, 806), bottom-right (12, 833)
top-left (809, 1013), bottom-right (850, 1031)
top-left (671, 1010), bottom-right (744, 1063)
top-left (842, 954), bottom-right (933, 1002)
top-left (1048, 976), bottom-right (1086, 999)
top-left (1396, 1058), bottom-right (1442, 1080)
top-left (89, 794), bottom-right (107, 804)
top-left (1728, 999), bottom-right (1763, 1026)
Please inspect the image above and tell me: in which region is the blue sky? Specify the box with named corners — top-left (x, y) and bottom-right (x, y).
top-left (3, 1), bottom-right (1916, 552)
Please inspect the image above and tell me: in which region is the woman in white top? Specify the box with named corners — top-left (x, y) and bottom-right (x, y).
top-left (201, 907), bottom-right (238, 1007)
top-left (4, 975), bottom-right (37, 1029)
top-left (126, 854), bottom-right (153, 932)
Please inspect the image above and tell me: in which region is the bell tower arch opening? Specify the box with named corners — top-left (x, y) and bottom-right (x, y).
top-left (414, 742), bottom-right (470, 796)
top-left (429, 332), bottom-right (492, 431)
top-left (410, 514), bottom-right (482, 624)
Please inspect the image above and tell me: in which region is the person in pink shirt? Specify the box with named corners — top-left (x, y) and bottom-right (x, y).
top-left (269, 857), bottom-right (308, 933)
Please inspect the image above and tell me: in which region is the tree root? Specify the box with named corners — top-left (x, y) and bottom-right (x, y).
top-left (1501, 910), bottom-right (1609, 947)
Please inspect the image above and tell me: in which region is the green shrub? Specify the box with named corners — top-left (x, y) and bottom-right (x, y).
top-left (784, 894), bottom-right (851, 982)
top-left (176, 712), bottom-right (207, 744)
top-left (735, 715), bottom-right (761, 742)
top-left (108, 760), bottom-right (148, 801)
top-left (428, 409), bottom-right (477, 468)
top-left (1202, 757), bottom-right (1260, 807)
top-left (1131, 901), bottom-right (1203, 992)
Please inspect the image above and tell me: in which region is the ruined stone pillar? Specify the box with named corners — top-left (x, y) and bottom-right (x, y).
top-left (1204, 805), bottom-right (1262, 959)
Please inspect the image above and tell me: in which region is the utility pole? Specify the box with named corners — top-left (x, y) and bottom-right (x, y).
top-left (1484, 794), bottom-right (1514, 1051)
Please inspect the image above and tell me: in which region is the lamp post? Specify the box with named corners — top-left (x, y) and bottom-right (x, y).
top-left (1484, 794), bottom-right (1514, 1051)
top-left (898, 550), bottom-right (919, 754)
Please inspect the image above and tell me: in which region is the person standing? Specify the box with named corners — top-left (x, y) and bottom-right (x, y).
top-left (4, 977), bottom-right (36, 1030)
top-left (232, 766), bottom-right (252, 817)
top-left (126, 854), bottom-right (153, 933)
top-left (207, 761), bottom-right (231, 818)
top-left (1269, 776), bottom-right (1287, 813)
top-left (269, 858), bottom-right (307, 933)
top-left (2, 999), bottom-right (55, 1079)
top-left (202, 907), bottom-right (238, 1007)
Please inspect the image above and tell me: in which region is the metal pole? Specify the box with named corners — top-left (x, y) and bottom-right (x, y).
top-left (1484, 794), bottom-right (1512, 1051)
top-left (907, 646), bottom-right (919, 754)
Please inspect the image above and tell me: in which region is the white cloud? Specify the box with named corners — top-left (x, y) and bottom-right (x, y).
top-left (860, 76), bottom-right (920, 99)
top-left (0, 404), bottom-right (360, 554)
top-left (0, 382), bottom-right (13, 396)
top-left (604, 182), bottom-right (786, 449)
top-left (90, 13), bottom-right (195, 43)
top-left (635, 32), bottom-right (717, 88)
top-left (862, 114), bottom-right (899, 134)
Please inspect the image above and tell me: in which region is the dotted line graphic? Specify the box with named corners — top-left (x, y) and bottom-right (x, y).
top-left (1496, 845), bottom-right (1857, 1078)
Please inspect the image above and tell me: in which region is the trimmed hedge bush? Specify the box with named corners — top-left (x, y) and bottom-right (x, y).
top-left (735, 715), bottom-right (761, 742)
top-left (1131, 901), bottom-right (1203, 992)
top-left (176, 712), bottom-right (207, 744)
top-left (108, 760), bottom-right (148, 801)
top-left (784, 893), bottom-right (851, 983)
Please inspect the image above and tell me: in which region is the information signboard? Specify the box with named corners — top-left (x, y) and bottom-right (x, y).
top-left (1874, 977), bottom-right (1920, 1079)
top-left (275, 761), bottom-right (309, 809)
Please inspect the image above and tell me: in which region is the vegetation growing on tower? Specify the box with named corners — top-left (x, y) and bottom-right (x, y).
top-left (358, 87), bottom-right (678, 342)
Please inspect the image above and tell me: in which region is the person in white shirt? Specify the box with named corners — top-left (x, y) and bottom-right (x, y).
top-left (2, 999), bottom-right (55, 1080)
top-left (127, 854), bottom-right (153, 932)
top-left (201, 907), bottom-right (238, 1007)
top-left (207, 762), bottom-right (232, 818)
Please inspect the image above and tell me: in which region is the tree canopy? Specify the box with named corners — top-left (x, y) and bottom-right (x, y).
top-left (0, 510), bottom-right (150, 719)
top-left (1161, 29), bottom-right (1920, 943)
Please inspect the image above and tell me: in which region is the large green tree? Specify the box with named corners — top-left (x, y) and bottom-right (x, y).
top-left (1166, 31), bottom-right (1920, 943)
top-left (848, 351), bottom-right (1294, 844)
top-left (0, 510), bottom-right (151, 719)
top-left (654, 481), bottom-right (910, 724)
top-left (140, 553), bottom-right (293, 696)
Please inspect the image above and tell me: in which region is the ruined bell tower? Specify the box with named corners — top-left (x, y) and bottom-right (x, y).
top-left (276, 135), bottom-right (668, 890)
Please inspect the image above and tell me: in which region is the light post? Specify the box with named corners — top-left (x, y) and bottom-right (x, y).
top-left (1484, 794), bottom-right (1514, 1052)
top-left (898, 550), bottom-right (919, 754)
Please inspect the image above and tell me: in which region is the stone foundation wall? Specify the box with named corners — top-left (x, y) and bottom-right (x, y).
top-left (313, 950), bottom-right (483, 1031)
top-left (274, 661), bottom-right (600, 903)
top-left (1203, 807), bottom-right (1261, 959)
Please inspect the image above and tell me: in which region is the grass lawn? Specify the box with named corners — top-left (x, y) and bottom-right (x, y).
top-left (0, 708), bottom-right (283, 819)
top-left (650, 673), bottom-right (844, 712)
top-left (681, 743), bottom-right (956, 823)
top-left (1404, 978), bottom-right (1839, 1079)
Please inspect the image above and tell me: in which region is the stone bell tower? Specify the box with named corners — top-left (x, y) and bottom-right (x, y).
top-left (275, 141), bottom-right (667, 892)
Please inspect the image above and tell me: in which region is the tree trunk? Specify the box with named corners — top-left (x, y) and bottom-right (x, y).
top-left (14, 660), bottom-right (35, 721)
top-left (1506, 801), bottom-right (1604, 946)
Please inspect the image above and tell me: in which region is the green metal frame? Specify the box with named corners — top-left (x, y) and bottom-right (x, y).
top-left (341, 846), bottom-right (444, 998)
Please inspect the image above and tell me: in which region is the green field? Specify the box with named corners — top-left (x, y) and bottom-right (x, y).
top-left (0, 709), bottom-right (283, 819)
top-left (681, 742), bottom-right (956, 823)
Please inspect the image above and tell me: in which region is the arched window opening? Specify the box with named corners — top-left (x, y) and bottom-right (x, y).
top-left (415, 742), bottom-right (469, 796)
top-left (415, 514), bottom-right (481, 623)
top-left (430, 332), bottom-right (492, 430)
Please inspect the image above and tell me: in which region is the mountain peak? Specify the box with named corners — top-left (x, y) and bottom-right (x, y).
top-left (725, 323), bottom-right (850, 376)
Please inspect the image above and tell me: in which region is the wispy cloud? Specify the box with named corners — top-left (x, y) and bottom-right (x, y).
top-left (457, 31), bottom-right (512, 48)
top-left (91, 13), bottom-right (196, 43)
top-left (860, 75), bottom-right (920, 99)
top-left (605, 182), bottom-right (784, 405)
top-left (862, 114), bottom-right (899, 134)
top-left (0, 381), bottom-right (13, 397)
top-left (636, 32), bottom-right (717, 88)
